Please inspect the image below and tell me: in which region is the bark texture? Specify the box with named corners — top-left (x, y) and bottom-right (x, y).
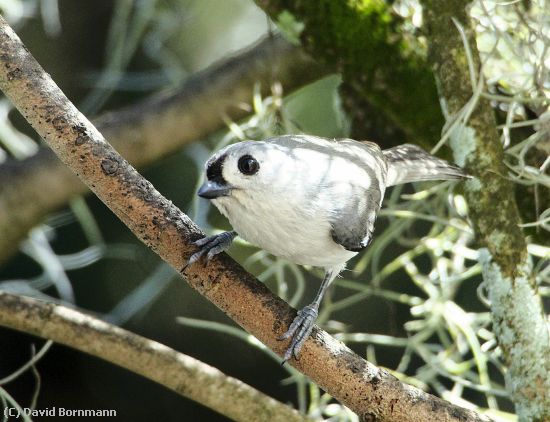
top-left (420, 2), bottom-right (550, 421)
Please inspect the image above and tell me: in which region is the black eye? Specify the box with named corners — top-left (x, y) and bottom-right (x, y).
top-left (237, 155), bottom-right (259, 175)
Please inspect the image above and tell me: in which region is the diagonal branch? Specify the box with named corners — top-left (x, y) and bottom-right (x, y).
top-left (0, 34), bottom-right (326, 265)
top-left (0, 15), bottom-right (492, 422)
top-left (0, 291), bottom-right (305, 422)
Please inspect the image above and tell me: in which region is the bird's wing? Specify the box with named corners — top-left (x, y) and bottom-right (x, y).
top-left (329, 187), bottom-right (382, 252)
top-left (326, 138), bottom-right (386, 252)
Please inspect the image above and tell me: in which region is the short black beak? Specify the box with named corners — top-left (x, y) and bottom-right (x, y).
top-left (197, 180), bottom-right (232, 199)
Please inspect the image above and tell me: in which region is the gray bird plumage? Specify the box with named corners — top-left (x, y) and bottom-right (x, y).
top-left (188, 134), bottom-right (468, 362)
top-left (384, 144), bottom-right (466, 186)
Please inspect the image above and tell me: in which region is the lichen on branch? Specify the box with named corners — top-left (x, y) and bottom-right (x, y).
top-left (420, 1), bottom-right (550, 420)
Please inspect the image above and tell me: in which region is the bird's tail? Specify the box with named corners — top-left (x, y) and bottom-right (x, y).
top-left (383, 144), bottom-right (469, 187)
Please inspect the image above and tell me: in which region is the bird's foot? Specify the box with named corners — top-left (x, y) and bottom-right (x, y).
top-left (182, 231), bottom-right (236, 272)
top-left (278, 304), bottom-right (318, 363)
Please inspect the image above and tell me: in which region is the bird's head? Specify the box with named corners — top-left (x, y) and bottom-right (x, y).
top-left (197, 139), bottom-right (301, 206)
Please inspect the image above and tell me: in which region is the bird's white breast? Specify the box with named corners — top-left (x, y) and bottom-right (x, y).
top-left (213, 194), bottom-right (357, 268)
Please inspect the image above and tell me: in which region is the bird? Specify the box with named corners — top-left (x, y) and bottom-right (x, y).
top-left (187, 134), bottom-right (468, 362)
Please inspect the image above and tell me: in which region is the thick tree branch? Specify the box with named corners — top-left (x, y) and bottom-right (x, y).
top-left (0, 34), bottom-right (327, 265)
top-left (254, 0), bottom-right (444, 146)
top-left (0, 16), bottom-right (492, 422)
top-left (420, 2), bottom-right (550, 421)
top-left (0, 292), bottom-right (305, 422)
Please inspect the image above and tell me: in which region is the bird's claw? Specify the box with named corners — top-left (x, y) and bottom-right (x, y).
top-left (182, 231), bottom-right (236, 272)
top-left (278, 304), bottom-right (318, 363)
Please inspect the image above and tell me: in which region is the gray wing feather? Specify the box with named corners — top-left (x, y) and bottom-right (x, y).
top-left (328, 138), bottom-right (385, 252)
top-left (330, 189), bottom-right (381, 252)
top-left (384, 144), bottom-right (468, 186)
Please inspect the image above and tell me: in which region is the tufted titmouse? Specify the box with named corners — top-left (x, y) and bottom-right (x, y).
top-left (189, 134), bottom-right (468, 362)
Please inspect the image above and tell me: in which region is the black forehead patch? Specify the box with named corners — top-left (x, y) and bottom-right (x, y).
top-left (206, 153), bottom-right (228, 184)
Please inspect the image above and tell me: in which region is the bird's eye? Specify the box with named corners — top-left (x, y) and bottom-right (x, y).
top-left (237, 155), bottom-right (259, 175)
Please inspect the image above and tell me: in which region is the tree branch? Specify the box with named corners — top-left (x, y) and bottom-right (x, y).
top-left (420, 2), bottom-right (550, 421)
top-left (0, 15), bottom-right (492, 422)
top-left (0, 34), bottom-right (326, 265)
top-left (253, 0), bottom-right (444, 146)
top-left (0, 291), bottom-right (305, 422)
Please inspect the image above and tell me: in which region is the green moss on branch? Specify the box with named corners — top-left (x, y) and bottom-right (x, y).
top-left (255, 0), bottom-right (444, 147)
top-left (420, 1), bottom-right (550, 420)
